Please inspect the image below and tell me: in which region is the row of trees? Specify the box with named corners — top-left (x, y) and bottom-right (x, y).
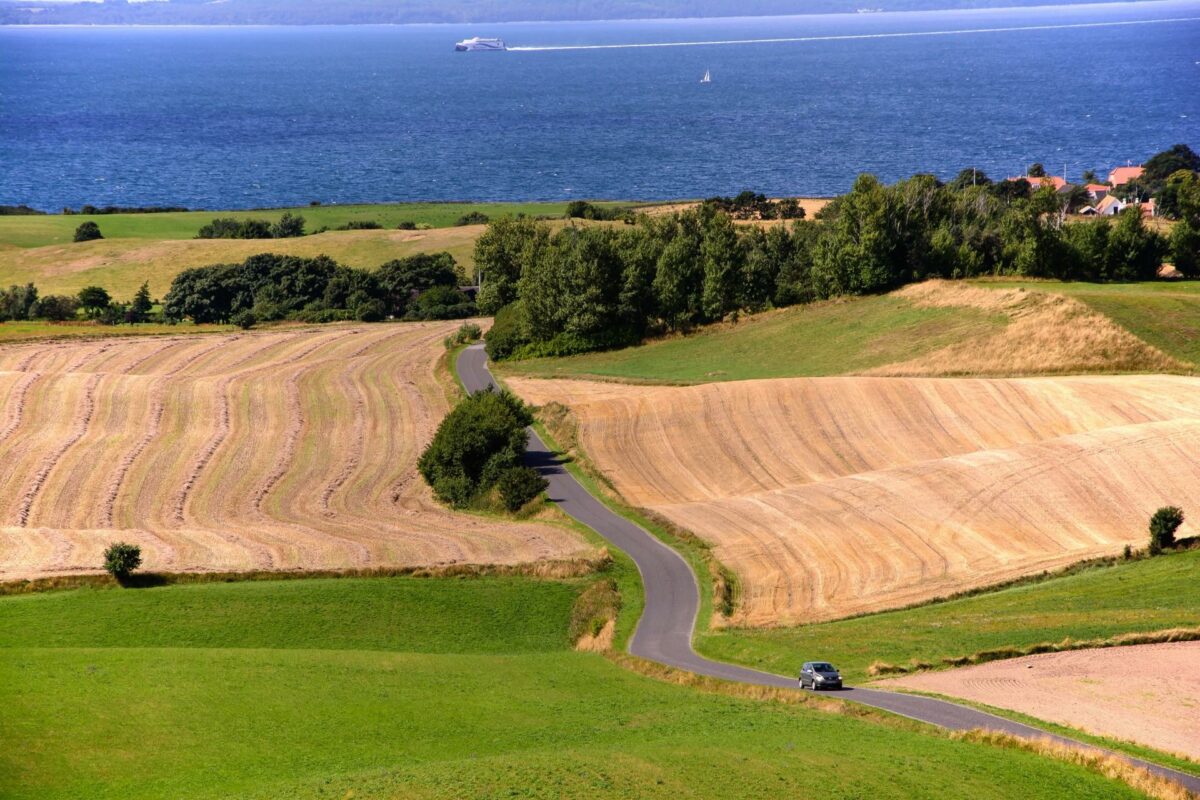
top-left (162, 251), bottom-right (475, 325)
top-left (0, 282), bottom-right (154, 324)
top-left (196, 212), bottom-right (307, 240)
top-left (480, 169), bottom-right (1196, 360)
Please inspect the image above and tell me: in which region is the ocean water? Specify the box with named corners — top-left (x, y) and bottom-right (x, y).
top-left (0, 1), bottom-right (1197, 209)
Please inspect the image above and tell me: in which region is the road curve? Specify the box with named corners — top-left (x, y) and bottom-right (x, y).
top-left (457, 343), bottom-right (1200, 794)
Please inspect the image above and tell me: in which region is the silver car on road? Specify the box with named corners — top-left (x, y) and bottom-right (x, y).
top-left (799, 661), bottom-right (843, 690)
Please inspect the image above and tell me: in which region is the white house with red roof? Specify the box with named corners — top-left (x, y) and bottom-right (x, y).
top-left (1007, 174), bottom-right (1067, 191)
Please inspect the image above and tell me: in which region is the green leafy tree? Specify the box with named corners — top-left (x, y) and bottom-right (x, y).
top-left (33, 294), bottom-right (79, 321)
top-left (652, 219), bottom-right (704, 330)
top-left (1142, 144), bottom-right (1200, 182)
top-left (496, 466), bottom-right (548, 512)
top-left (1170, 219), bottom-right (1200, 278)
top-left (1149, 506), bottom-right (1184, 555)
top-left (1027, 163), bottom-right (1047, 178)
top-left (418, 389), bottom-right (535, 509)
top-left (270, 212), bottom-right (306, 239)
top-left (1105, 207), bottom-right (1167, 281)
top-left (0, 283), bottom-right (39, 321)
top-left (376, 252), bottom-right (462, 316)
top-left (77, 285), bottom-right (112, 319)
top-left (1081, 169), bottom-right (1099, 184)
top-left (474, 217), bottom-right (547, 314)
top-left (103, 542), bottom-right (143, 582)
top-left (231, 310), bottom-right (257, 329)
top-left (700, 210), bottom-right (745, 320)
top-left (73, 221), bottom-right (103, 242)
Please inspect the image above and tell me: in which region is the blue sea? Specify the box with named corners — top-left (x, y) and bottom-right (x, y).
top-left (0, 1), bottom-right (1197, 209)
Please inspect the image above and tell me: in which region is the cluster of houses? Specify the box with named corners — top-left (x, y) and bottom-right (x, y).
top-left (1008, 164), bottom-right (1155, 218)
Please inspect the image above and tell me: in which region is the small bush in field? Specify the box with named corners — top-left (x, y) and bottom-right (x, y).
top-left (497, 466), bottom-right (548, 512)
top-left (1149, 506), bottom-right (1184, 555)
top-left (103, 542), bottom-right (143, 581)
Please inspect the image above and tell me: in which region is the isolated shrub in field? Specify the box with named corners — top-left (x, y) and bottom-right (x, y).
top-left (418, 389), bottom-right (534, 509)
top-left (1149, 506), bottom-right (1184, 555)
top-left (103, 542), bottom-right (142, 581)
top-left (455, 211), bottom-right (490, 226)
top-left (270, 212), bottom-right (306, 239)
top-left (497, 466), bottom-right (548, 512)
top-left (396, 221), bottom-right (417, 230)
top-left (231, 310), bottom-right (257, 330)
top-left (73, 221), bottom-right (103, 242)
top-left (455, 322), bottom-right (482, 343)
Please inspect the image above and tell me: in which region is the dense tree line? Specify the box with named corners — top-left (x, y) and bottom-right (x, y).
top-left (483, 170), bottom-right (1193, 360)
top-left (0, 281), bottom-right (154, 324)
top-left (162, 251), bottom-right (474, 324)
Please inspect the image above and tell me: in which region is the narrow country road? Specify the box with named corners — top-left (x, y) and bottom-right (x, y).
top-left (457, 343), bottom-right (1200, 794)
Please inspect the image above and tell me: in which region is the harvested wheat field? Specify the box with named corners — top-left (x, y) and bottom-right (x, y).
top-left (883, 641), bottom-right (1200, 760)
top-left (0, 324), bottom-right (589, 582)
top-left (512, 374), bottom-right (1200, 626)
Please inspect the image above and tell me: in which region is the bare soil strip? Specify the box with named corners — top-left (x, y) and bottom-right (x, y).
top-left (884, 641), bottom-right (1200, 762)
top-left (0, 324), bottom-right (590, 581)
top-left (511, 373), bottom-right (1200, 626)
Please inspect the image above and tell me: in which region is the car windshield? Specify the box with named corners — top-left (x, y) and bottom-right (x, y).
top-left (813, 663), bottom-right (836, 672)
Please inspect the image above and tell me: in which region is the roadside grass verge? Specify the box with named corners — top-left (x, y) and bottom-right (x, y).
top-left (499, 294), bottom-right (1005, 384)
top-left (951, 730), bottom-right (1196, 800)
top-left (0, 574), bottom-right (1157, 800)
top-left (696, 547), bottom-right (1200, 684)
top-left (911, 690), bottom-right (1200, 780)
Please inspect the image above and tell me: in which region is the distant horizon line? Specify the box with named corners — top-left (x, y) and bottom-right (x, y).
top-left (2, 0), bottom-right (1195, 29)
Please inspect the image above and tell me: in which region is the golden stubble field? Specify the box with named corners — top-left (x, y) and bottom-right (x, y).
top-left (512, 373), bottom-right (1200, 626)
top-left (0, 323), bottom-right (590, 581)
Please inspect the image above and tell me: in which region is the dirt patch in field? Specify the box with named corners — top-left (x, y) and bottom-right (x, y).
top-left (882, 641), bottom-right (1200, 761)
top-left (0, 323), bottom-right (591, 581)
top-left (511, 373), bottom-right (1200, 626)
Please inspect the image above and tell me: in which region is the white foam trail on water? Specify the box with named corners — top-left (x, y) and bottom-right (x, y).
top-left (507, 16), bottom-right (1200, 51)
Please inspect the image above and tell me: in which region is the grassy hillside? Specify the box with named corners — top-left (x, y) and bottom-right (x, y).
top-left (0, 575), bottom-right (1148, 800)
top-left (502, 294), bottom-right (1006, 383)
top-left (502, 280), bottom-right (1200, 383)
top-left (0, 204), bottom-right (639, 300)
top-left (697, 548), bottom-right (1200, 684)
top-left (974, 279), bottom-right (1200, 367)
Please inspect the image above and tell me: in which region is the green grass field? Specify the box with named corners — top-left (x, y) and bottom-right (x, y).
top-left (501, 295), bottom-right (1006, 383)
top-left (0, 202), bottom-right (630, 249)
top-left (973, 279), bottom-right (1200, 367)
top-left (697, 548), bottom-right (1200, 684)
top-left (0, 575), bottom-right (1147, 800)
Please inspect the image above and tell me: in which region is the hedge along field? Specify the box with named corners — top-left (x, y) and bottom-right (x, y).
top-left (0, 323), bottom-right (590, 583)
top-left (0, 576), bottom-right (1153, 800)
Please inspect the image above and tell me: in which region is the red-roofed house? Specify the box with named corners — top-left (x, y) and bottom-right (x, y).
top-left (1007, 175), bottom-right (1067, 191)
top-left (1085, 183), bottom-right (1110, 202)
top-left (1108, 166), bottom-right (1144, 186)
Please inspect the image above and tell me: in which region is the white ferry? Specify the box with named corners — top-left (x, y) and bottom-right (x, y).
top-left (455, 37), bottom-right (507, 52)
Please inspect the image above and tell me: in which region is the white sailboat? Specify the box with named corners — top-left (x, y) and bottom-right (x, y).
top-left (701, 69), bottom-right (712, 84)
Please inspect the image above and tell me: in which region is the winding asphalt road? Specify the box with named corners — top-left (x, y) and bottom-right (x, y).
top-left (458, 343), bottom-right (1200, 794)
